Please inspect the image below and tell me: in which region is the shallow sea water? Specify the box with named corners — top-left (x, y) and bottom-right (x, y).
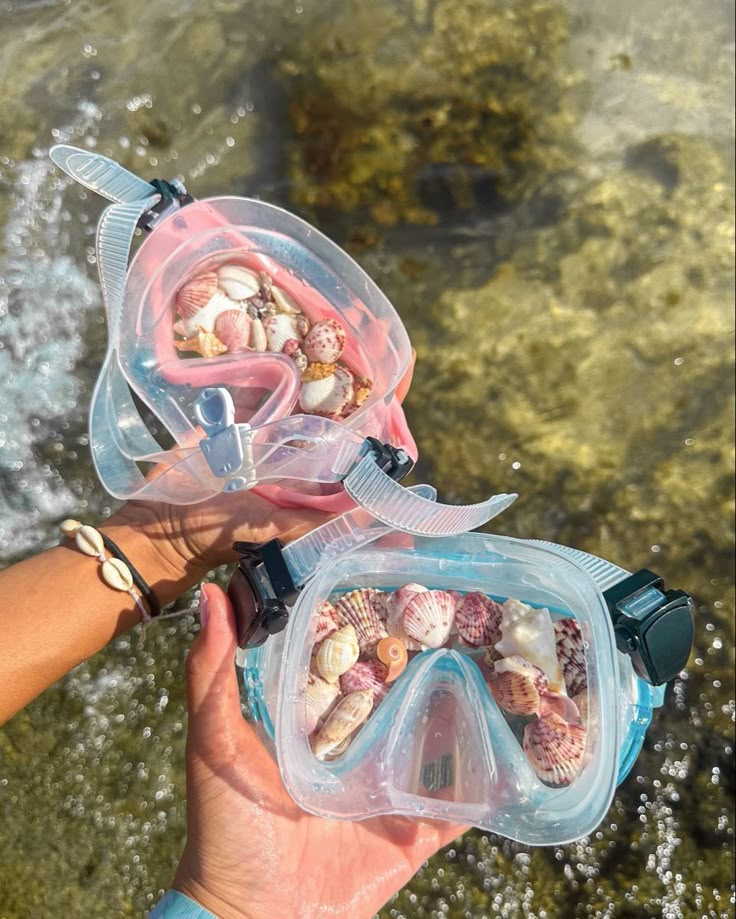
top-left (0, 1), bottom-right (733, 917)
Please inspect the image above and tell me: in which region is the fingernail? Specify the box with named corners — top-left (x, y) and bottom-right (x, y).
top-left (199, 586), bottom-right (209, 630)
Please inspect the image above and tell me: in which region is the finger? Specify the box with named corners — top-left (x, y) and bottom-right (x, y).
top-left (396, 348), bottom-right (416, 404)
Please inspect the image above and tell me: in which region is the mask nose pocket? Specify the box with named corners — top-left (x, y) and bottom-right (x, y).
top-left (383, 650), bottom-right (536, 820)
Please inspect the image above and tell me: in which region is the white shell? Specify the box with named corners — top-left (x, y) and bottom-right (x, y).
top-left (495, 599), bottom-right (565, 693)
top-left (386, 584), bottom-right (426, 650)
top-left (101, 557), bottom-right (134, 592)
top-left (75, 525), bottom-right (104, 558)
top-left (217, 264), bottom-right (260, 300)
top-left (59, 518), bottom-right (82, 538)
top-left (249, 317), bottom-right (268, 352)
top-left (272, 285), bottom-right (302, 315)
top-left (175, 291), bottom-right (237, 337)
top-left (312, 689), bottom-right (373, 760)
top-left (305, 674), bottom-right (340, 735)
top-left (299, 365), bottom-right (354, 415)
top-left (264, 313), bottom-right (299, 353)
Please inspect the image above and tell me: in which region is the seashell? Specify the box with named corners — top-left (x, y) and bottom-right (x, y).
top-left (353, 377), bottom-right (373, 408)
top-left (175, 291), bottom-right (236, 337)
top-left (302, 319), bottom-right (346, 364)
top-left (371, 591), bottom-right (390, 622)
top-left (386, 584), bottom-right (427, 651)
top-left (75, 524), bottom-right (105, 558)
top-left (175, 329), bottom-right (228, 358)
top-left (523, 712), bottom-right (587, 786)
top-left (295, 315), bottom-right (311, 339)
top-left (554, 618), bottom-right (587, 697)
top-left (334, 589), bottom-right (388, 653)
top-left (59, 518), bottom-right (82, 538)
top-left (314, 600), bottom-right (339, 644)
top-left (175, 272), bottom-right (219, 319)
top-left (340, 659), bottom-right (390, 706)
top-left (495, 598), bottom-right (565, 693)
top-left (299, 365), bottom-right (353, 415)
top-left (322, 735), bottom-right (352, 760)
top-left (483, 644), bottom-right (504, 666)
top-left (214, 309), bottom-right (251, 353)
top-left (572, 691), bottom-right (588, 727)
top-left (487, 655), bottom-right (549, 715)
top-left (305, 672), bottom-right (340, 735)
top-left (312, 689), bottom-right (373, 760)
top-left (271, 285), bottom-right (301, 315)
top-left (101, 557), bottom-right (134, 592)
top-left (315, 624), bottom-right (359, 684)
top-left (539, 691), bottom-right (581, 724)
top-left (264, 313), bottom-right (300, 353)
top-left (376, 637), bottom-right (409, 682)
top-left (217, 264), bottom-right (260, 301)
top-left (249, 317), bottom-right (268, 352)
top-left (257, 271), bottom-right (273, 298)
top-left (404, 590), bottom-right (456, 649)
top-left (455, 592), bottom-right (504, 647)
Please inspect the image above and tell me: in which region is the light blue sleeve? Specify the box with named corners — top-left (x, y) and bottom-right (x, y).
top-left (149, 890), bottom-right (219, 918)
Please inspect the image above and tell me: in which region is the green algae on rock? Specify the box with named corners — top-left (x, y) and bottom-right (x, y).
top-left (279, 0), bottom-right (581, 226)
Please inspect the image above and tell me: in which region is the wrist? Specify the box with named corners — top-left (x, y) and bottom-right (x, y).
top-left (171, 877), bottom-right (255, 919)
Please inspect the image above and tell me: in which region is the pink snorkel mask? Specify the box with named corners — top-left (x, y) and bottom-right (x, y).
top-left (50, 145), bottom-right (515, 534)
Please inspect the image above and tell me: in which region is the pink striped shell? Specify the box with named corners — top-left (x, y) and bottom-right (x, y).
top-left (175, 272), bottom-right (219, 319)
top-left (454, 592), bottom-right (504, 647)
top-left (404, 590), bottom-right (456, 649)
top-left (334, 588), bottom-right (388, 653)
top-left (523, 712), bottom-right (587, 786)
top-left (386, 584), bottom-right (426, 651)
top-left (213, 309), bottom-right (251, 352)
top-left (314, 600), bottom-right (339, 644)
top-left (487, 654), bottom-right (549, 715)
top-left (554, 617), bottom-right (587, 697)
top-left (340, 659), bottom-right (390, 707)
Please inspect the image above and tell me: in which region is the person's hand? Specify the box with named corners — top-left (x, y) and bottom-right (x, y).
top-left (172, 582), bottom-right (465, 919)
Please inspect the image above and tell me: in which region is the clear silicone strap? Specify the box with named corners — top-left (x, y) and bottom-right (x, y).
top-left (283, 484), bottom-right (438, 585)
top-left (343, 454), bottom-right (518, 537)
top-left (533, 541), bottom-right (630, 591)
top-left (49, 144), bottom-right (158, 203)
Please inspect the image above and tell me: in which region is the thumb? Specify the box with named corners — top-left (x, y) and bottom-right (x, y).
top-left (185, 583), bottom-right (243, 759)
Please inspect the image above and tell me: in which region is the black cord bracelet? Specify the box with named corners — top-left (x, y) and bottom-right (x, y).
top-left (99, 532), bottom-right (162, 618)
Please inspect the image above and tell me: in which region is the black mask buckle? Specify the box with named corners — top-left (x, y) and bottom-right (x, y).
top-left (137, 178), bottom-right (194, 232)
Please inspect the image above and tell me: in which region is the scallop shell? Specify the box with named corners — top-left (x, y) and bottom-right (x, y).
top-left (314, 600), bottom-right (339, 644)
top-left (305, 672), bottom-right (340, 735)
top-left (271, 285), bottom-right (302, 315)
top-left (386, 584), bottom-right (426, 651)
top-left (249, 317), bottom-right (268, 352)
top-left (75, 524), bottom-right (104, 558)
top-left (334, 589), bottom-right (388, 652)
top-left (523, 712), bottom-right (587, 786)
top-left (315, 624), bottom-right (359, 684)
top-left (101, 557), bottom-right (134, 592)
top-left (264, 313), bottom-right (300, 353)
top-left (217, 264), bottom-right (260, 301)
top-left (539, 691), bottom-right (582, 724)
top-left (495, 599), bottom-right (565, 693)
top-left (59, 518), bottom-right (82, 538)
top-left (302, 319), bottom-right (346, 364)
top-left (371, 591), bottom-right (390, 622)
top-left (487, 655), bottom-right (549, 715)
top-left (312, 689), bottom-right (373, 760)
top-left (376, 636), bottom-right (409, 682)
top-left (175, 272), bottom-right (220, 319)
top-left (554, 618), bottom-right (587, 697)
top-left (214, 309), bottom-right (251, 353)
top-left (404, 590), bottom-right (456, 649)
top-left (572, 691), bottom-right (589, 727)
top-left (455, 592), bottom-right (504, 647)
top-left (174, 291), bottom-right (236, 337)
top-left (340, 659), bottom-right (390, 706)
top-left (299, 365), bottom-right (354, 415)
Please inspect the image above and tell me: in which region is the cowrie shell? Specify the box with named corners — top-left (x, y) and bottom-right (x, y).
top-left (59, 518), bottom-right (83, 538)
top-left (101, 557), bottom-right (134, 592)
top-left (75, 525), bottom-right (105, 558)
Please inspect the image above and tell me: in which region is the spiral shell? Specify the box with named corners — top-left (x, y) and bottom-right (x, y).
top-left (271, 285), bottom-right (302, 315)
top-left (299, 365), bottom-right (354, 415)
top-left (386, 584), bottom-right (426, 651)
top-left (305, 672), bottom-right (340, 735)
top-left (340, 659), bottom-right (390, 706)
top-left (302, 319), bottom-right (346, 364)
top-left (214, 309), bottom-right (251, 353)
top-left (101, 557), bottom-right (134, 592)
top-left (455, 592), bottom-right (504, 647)
top-left (495, 599), bottom-right (565, 693)
top-left (217, 264), bottom-right (260, 301)
top-left (312, 689), bottom-right (373, 760)
top-left (249, 317), bottom-right (268, 352)
top-left (376, 636), bottom-right (408, 682)
top-left (314, 600), bottom-right (340, 644)
top-left (487, 655), bottom-right (549, 715)
top-left (523, 712), bottom-right (586, 786)
top-left (75, 524), bottom-right (104, 558)
top-left (264, 313), bottom-right (300, 353)
top-left (554, 618), bottom-right (587, 697)
top-left (175, 329), bottom-right (228, 358)
top-left (334, 589), bottom-right (388, 652)
top-left (404, 590), bottom-right (456, 649)
top-left (175, 291), bottom-right (235, 337)
top-left (175, 272), bottom-right (220, 319)
top-left (315, 624), bottom-right (359, 684)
